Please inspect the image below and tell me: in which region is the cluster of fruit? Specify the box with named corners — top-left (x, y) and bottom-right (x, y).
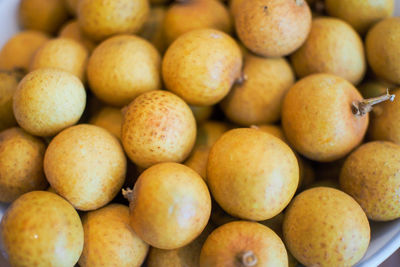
top-left (0, 0), bottom-right (399, 266)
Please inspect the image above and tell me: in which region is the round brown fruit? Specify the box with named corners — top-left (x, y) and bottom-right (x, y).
top-left (282, 73), bottom-right (368, 162)
top-left (0, 70), bottom-right (23, 131)
top-left (121, 90), bottom-right (196, 169)
top-left (0, 128), bottom-right (47, 202)
top-left (283, 187), bottom-right (370, 267)
top-left (200, 221), bottom-right (288, 267)
top-left (207, 128), bottom-right (299, 221)
top-left (89, 106), bottom-right (123, 140)
top-left (59, 20), bottom-right (96, 53)
top-left (234, 0), bottom-right (312, 57)
top-left (124, 162), bottom-right (211, 249)
top-left (1, 191), bottom-right (83, 267)
top-left (87, 35), bottom-right (161, 107)
top-left (162, 28), bottom-right (242, 106)
top-left (79, 204), bottom-right (149, 267)
top-left (44, 124), bottom-right (127, 211)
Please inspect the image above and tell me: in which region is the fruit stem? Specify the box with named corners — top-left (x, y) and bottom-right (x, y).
top-left (122, 188), bottom-right (134, 202)
top-left (238, 250), bottom-right (258, 267)
top-left (235, 72), bottom-right (248, 86)
top-left (352, 89), bottom-right (395, 116)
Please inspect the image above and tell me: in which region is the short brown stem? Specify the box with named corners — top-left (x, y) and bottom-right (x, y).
top-left (250, 125), bottom-right (259, 130)
top-left (235, 72), bottom-right (248, 86)
top-left (122, 188), bottom-right (134, 202)
top-left (352, 89), bottom-right (395, 116)
top-left (237, 251), bottom-right (258, 267)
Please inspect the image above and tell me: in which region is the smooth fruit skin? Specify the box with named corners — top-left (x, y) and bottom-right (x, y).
top-left (283, 187), bottom-right (370, 267)
top-left (0, 191), bottom-right (84, 267)
top-left (366, 17), bottom-right (400, 84)
top-left (325, 0), bottom-right (394, 35)
top-left (282, 73), bottom-right (368, 162)
top-left (13, 68), bottom-right (86, 137)
top-left (0, 71), bottom-right (21, 131)
top-left (340, 141), bottom-right (400, 221)
top-left (59, 20), bottom-right (96, 53)
top-left (79, 204), bottom-right (149, 267)
top-left (121, 90), bottom-right (196, 169)
top-left (78, 0), bottom-right (149, 42)
top-left (291, 17), bottom-right (366, 85)
top-left (128, 162), bottom-right (211, 250)
top-left (234, 0), bottom-right (312, 57)
top-left (0, 128), bottom-right (47, 202)
top-left (163, 0), bottom-right (232, 45)
top-left (0, 31), bottom-right (49, 71)
top-left (44, 124), bottom-right (127, 211)
top-left (199, 221), bottom-right (288, 267)
top-left (162, 28), bottom-right (242, 106)
top-left (30, 38), bottom-right (89, 81)
top-left (369, 88), bottom-right (400, 144)
top-left (87, 35), bottom-right (161, 107)
top-left (207, 128), bottom-right (299, 221)
top-left (221, 54), bottom-right (295, 126)
top-left (89, 106), bottom-right (123, 140)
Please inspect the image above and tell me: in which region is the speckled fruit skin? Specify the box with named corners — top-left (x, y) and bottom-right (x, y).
top-left (128, 162), bottom-right (211, 249)
top-left (0, 128), bottom-right (47, 202)
top-left (340, 141), bottom-right (400, 221)
top-left (77, 0), bottom-right (149, 42)
top-left (59, 20), bottom-right (96, 52)
top-left (0, 71), bottom-right (21, 131)
top-left (368, 89), bottom-right (400, 144)
top-left (325, 0), bottom-right (394, 35)
top-left (221, 54), bottom-right (295, 126)
top-left (283, 187), bottom-right (370, 267)
top-left (0, 31), bottom-right (49, 71)
top-left (366, 17), bottom-right (400, 85)
top-left (44, 124), bottom-right (127, 211)
top-left (30, 38), bottom-right (89, 81)
top-left (162, 28), bottom-right (242, 106)
top-left (291, 17), bottom-right (366, 85)
top-left (121, 90), bottom-right (196, 169)
top-left (207, 128), bottom-right (299, 221)
top-left (79, 204), bottom-right (149, 267)
top-left (87, 35), bottom-right (161, 107)
top-left (184, 121), bottom-right (230, 180)
top-left (13, 68), bottom-right (86, 137)
top-left (163, 0), bottom-right (232, 45)
top-left (282, 73), bottom-right (368, 162)
top-left (19, 0), bottom-right (69, 34)
top-left (89, 106), bottom-right (123, 140)
top-left (235, 0), bottom-right (311, 57)
top-left (200, 221), bottom-right (288, 267)
top-left (0, 191), bottom-right (84, 267)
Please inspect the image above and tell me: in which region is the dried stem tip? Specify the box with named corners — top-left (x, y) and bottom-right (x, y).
top-left (235, 73), bottom-right (248, 86)
top-left (352, 89), bottom-right (395, 116)
top-left (122, 188), bottom-right (134, 202)
top-left (238, 250), bottom-right (258, 267)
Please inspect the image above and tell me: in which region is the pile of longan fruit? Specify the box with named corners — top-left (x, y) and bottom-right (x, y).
top-left (0, 0), bottom-right (399, 266)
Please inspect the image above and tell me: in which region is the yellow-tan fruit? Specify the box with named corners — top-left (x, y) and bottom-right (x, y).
top-left (126, 162), bottom-right (211, 249)
top-left (325, 0), bottom-right (394, 35)
top-left (19, 0), bottom-right (69, 34)
top-left (184, 121), bottom-right (230, 180)
top-left (30, 38), bottom-right (88, 81)
top-left (162, 28), bottom-right (242, 106)
top-left (163, 0), bottom-right (232, 45)
top-left (87, 35), bottom-right (161, 107)
top-left (256, 124), bottom-right (287, 142)
top-left (340, 141), bottom-right (400, 221)
top-left (59, 20), bottom-right (96, 52)
top-left (89, 106), bottom-right (123, 140)
top-left (122, 90), bottom-right (196, 169)
top-left (282, 73), bottom-right (368, 162)
top-left (366, 17), bottom-right (400, 84)
top-left (79, 204), bottom-right (149, 267)
top-left (139, 6), bottom-right (166, 54)
top-left (229, 0), bottom-right (244, 18)
top-left (0, 191), bottom-right (84, 267)
top-left (44, 124), bottom-right (127, 210)
top-left (221, 54), bottom-right (295, 126)
top-left (0, 128), bottom-right (47, 202)
top-left (283, 187), bottom-right (370, 267)
top-left (0, 71), bottom-right (22, 131)
top-left (0, 31), bottom-right (49, 71)
top-left (77, 0), bottom-right (149, 42)
top-left (200, 221), bottom-right (288, 267)
top-left (207, 128), bottom-right (299, 221)
top-left (65, 0), bottom-right (79, 15)
top-left (13, 68), bottom-right (86, 137)
top-left (235, 0), bottom-right (312, 57)
top-left (190, 105), bottom-right (214, 124)
top-left (291, 17), bottom-right (366, 85)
